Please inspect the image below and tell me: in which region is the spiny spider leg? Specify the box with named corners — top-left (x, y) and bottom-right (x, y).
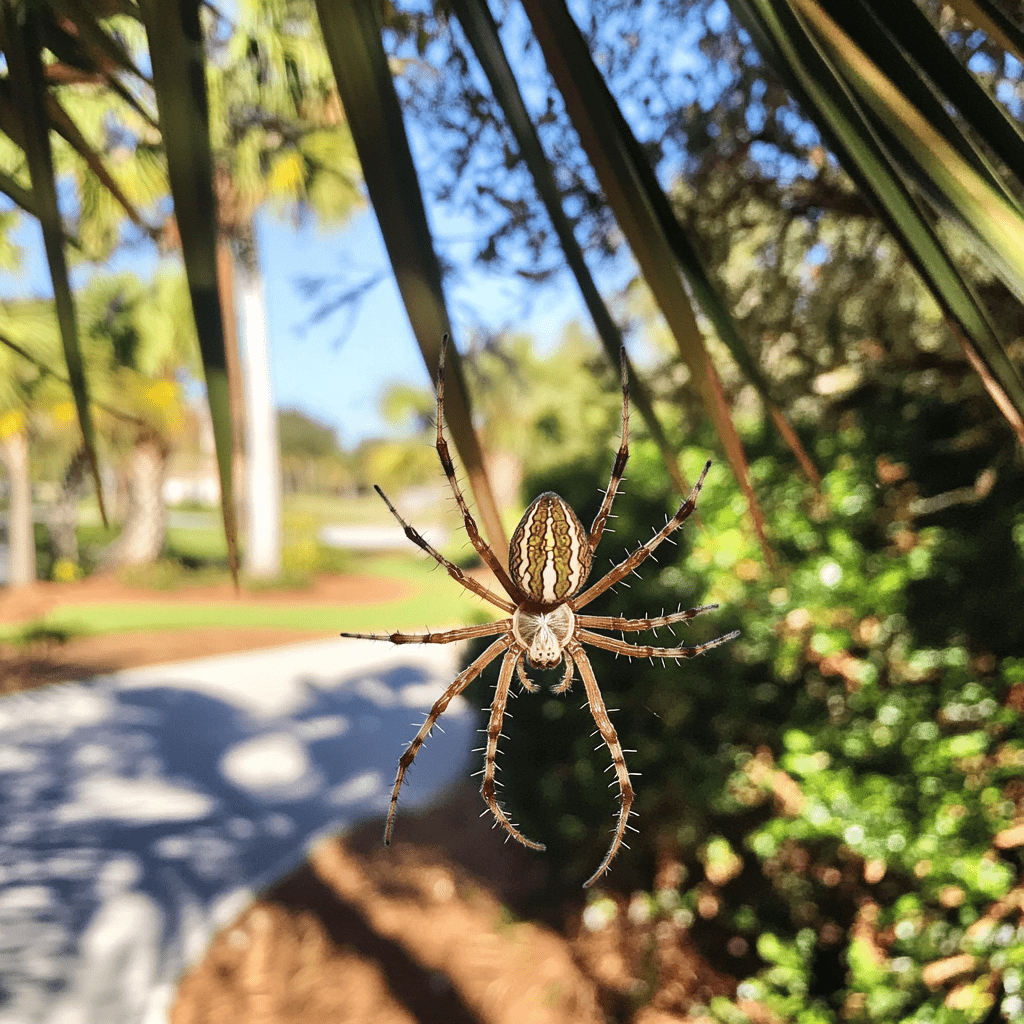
top-left (579, 628), bottom-right (740, 660)
top-left (480, 649), bottom-right (546, 851)
top-left (371, 483), bottom-right (514, 613)
top-left (574, 460), bottom-right (712, 609)
top-left (589, 346), bottom-right (630, 551)
top-left (341, 620), bottom-right (510, 645)
top-left (569, 643), bottom-right (634, 888)
top-left (435, 336), bottom-right (521, 602)
top-left (577, 604), bottom-right (720, 633)
top-left (384, 635), bottom-right (512, 846)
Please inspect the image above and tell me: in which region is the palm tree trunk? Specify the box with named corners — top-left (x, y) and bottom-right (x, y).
top-left (0, 429), bottom-right (36, 586)
top-left (97, 436), bottom-right (168, 570)
top-left (236, 225), bottom-right (282, 580)
top-left (47, 444), bottom-right (88, 566)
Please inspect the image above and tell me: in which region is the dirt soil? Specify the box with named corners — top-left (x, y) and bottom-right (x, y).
top-left (0, 572), bottom-right (406, 694)
top-left (1, 575), bottom-right (739, 1023)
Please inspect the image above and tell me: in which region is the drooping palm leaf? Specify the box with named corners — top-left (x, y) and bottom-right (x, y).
top-left (0, 331), bottom-right (146, 427)
top-left (52, 0), bottom-right (151, 87)
top-left (451, 0), bottom-right (710, 500)
top-left (314, 0), bottom-right (510, 558)
top-left (2, 1), bottom-right (107, 523)
top-left (734, 0), bottom-right (1024, 443)
top-left (0, 166), bottom-right (82, 250)
top-left (136, 0), bottom-right (239, 580)
top-left (802, 1), bottom-right (1024, 305)
top-left (945, 0), bottom-right (1024, 63)
top-left (521, 0), bottom-right (778, 558)
top-left (824, 0), bottom-right (1024, 203)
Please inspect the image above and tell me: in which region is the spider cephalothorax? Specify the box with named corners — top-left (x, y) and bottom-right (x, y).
top-left (342, 337), bottom-right (738, 887)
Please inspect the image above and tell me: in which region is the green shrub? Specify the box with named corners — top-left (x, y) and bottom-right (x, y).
top-left (480, 391), bottom-right (1023, 1022)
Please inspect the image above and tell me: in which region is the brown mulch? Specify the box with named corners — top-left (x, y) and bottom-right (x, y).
top-left (173, 783), bottom-right (737, 1024)
top-left (1, 574), bottom-right (739, 1023)
top-left (0, 571), bottom-right (408, 624)
top-left (0, 572), bottom-right (407, 694)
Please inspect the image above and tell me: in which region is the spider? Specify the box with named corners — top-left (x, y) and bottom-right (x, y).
top-left (342, 337), bottom-right (738, 887)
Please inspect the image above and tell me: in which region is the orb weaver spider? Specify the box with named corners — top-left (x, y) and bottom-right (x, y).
top-left (342, 337), bottom-right (738, 887)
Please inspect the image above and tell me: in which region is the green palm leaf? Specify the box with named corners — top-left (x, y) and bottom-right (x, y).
top-left (451, 0), bottom-right (719, 501)
top-left (522, 0), bottom-right (782, 557)
top-left (2, 1), bottom-right (107, 523)
top-left (313, 0), bottom-right (509, 558)
top-left (136, 0), bottom-right (239, 580)
top-left (734, 0), bottom-right (1024, 442)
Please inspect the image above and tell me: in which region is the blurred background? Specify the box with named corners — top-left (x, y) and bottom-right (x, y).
top-left (1, 0), bottom-right (1024, 1022)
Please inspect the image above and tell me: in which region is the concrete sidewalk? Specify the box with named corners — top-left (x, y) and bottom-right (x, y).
top-left (0, 637), bottom-right (476, 1024)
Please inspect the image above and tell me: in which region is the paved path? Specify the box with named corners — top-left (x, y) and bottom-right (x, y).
top-left (0, 638), bottom-right (475, 1024)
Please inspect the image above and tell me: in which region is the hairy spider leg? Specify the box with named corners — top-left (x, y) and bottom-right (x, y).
top-left (514, 650), bottom-right (541, 693)
top-left (480, 648), bottom-right (546, 850)
top-left (579, 628), bottom-right (741, 660)
top-left (341, 620), bottom-right (509, 645)
top-left (588, 346), bottom-right (630, 551)
top-left (364, 483), bottom-right (514, 613)
top-left (573, 460), bottom-right (712, 609)
top-left (435, 336), bottom-right (521, 601)
top-left (577, 604), bottom-right (721, 633)
top-left (568, 643), bottom-right (635, 888)
top-left (551, 656), bottom-right (575, 695)
top-left (384, 636), bottom-right (512, 846)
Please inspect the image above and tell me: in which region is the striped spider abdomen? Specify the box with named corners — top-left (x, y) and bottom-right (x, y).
top-left (508, 491), bottom-right (593, 604)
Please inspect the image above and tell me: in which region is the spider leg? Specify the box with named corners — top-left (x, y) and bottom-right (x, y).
top-left (480, 648), bottom-right (546, 851)
top-left (577, 604), bottom-right (719, 633)
top-left (385, 636), bottom-right (512, 846)
top-left (579, 628), bottom-right (739, 659)
top-left (550, 656), bottom-right (575, 695)
top-left (568, 643), bottom-right (633, 888)
top-left (573, 460), bottom-right (712, 609)
top-left (435, 336), bottom-right (521, 602)
top-left (342, 620), bottom-right (510, 644)
top-left (515, 651), bottom-right (540, 693)
top-left (372, 484), bottom-right (515, 613)
top-left (588, 345), bottom-right (630, 551)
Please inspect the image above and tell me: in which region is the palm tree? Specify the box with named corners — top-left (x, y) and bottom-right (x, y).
top-left (207, 0), bottom-right (363, 579)
top-left (0, 401), bottom-right (35, 587)
top-left (0, 298), bottom-right (65, 586)
top-left (78, 271), bottom-right (199, 570)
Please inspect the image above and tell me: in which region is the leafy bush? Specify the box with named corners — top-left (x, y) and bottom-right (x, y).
top-left (482, 388), bottom-right (1023, 1022)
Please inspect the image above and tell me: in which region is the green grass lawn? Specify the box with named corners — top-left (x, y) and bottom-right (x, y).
top-left (2, 553), bottom-right (497, 642)
top-left (11, 489), bottom-right (497, 644)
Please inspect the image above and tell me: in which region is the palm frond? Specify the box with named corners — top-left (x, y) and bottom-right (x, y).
top-left (314, 0), bottom-right (509, 558)
top-left (136, 0), bottom-right (239, 581)
top-left (2, 1), bottom-right (107, 523)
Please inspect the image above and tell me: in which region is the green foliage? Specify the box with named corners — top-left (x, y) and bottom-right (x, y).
top-left (8, 620), bottom-right (83, 649)
top-left (278, 409), bottom-right (342, 459)
top-left (479, 381), bottom-right (1023, 1021)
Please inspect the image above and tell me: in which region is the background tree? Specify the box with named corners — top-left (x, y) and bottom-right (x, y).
top-left (278, 409), bottom-right (351, 494)
top-left (0, 299), bottom-right (60, 586)
top-left (206, 0), bottom-right (363, 580)
top-left (76, 271), bottom-right (198, 570)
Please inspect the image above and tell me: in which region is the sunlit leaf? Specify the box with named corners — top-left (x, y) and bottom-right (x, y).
top-left (521, 0), bottom-right (778, 558)
top-left (136, 0), bottom-right (239, 581)
top-left (314, 0), bottom-right (509, 558)
top-left (2, 1), bottom-right (107, 523)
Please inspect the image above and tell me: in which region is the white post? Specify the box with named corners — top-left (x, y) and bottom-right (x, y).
top-left (237, 237), bottom-right (282, 580)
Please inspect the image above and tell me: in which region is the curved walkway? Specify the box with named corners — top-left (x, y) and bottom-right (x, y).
top-left (0, 638), bottom-right (474, 1024)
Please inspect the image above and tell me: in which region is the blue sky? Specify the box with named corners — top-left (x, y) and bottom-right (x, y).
top-left (2, 206), bottom-right (587, 451)
top-left (256, 208), bottom-right (585, 449)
